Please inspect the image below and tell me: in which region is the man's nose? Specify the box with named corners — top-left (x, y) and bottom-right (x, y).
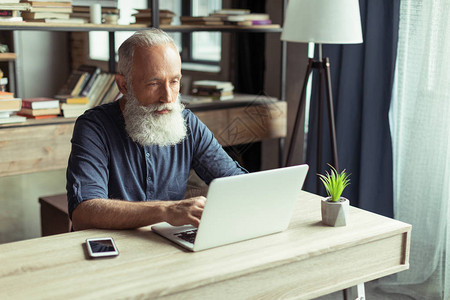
top-left (160, 82), bottom-right (173, 103)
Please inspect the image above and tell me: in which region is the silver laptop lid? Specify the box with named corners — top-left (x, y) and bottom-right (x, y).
top-left (192, 164), bottom-right (309, 251)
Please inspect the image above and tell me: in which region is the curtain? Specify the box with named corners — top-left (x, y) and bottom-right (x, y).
top-left (303, 0), bottom-right (400, 217)
top-left (379, 0), bottom-right (450, 298)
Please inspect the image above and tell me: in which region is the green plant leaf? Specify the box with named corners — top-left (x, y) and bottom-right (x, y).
top-left (317, 165), bottom-right (351, 202)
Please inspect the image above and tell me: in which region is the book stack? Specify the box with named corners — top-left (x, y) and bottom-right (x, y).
top-left (132, 9), bottom-right (175, 26)
top-left (0, 0), bottom-right (30, 22)
top-left (0, 91), bottom-right (26, 124)
top-left (191, 80), bottom-right (234, 101)
top-left (210, 9), bottom-right (272, 26)
top-left (17, 97), bottom-right (60, 119)
top-left (71, 5), bottom-right (119, 24)
top-left (56, 65), bottom-right (120, 118)
top-left (180, 15), bottom-right (223, 26)
top-left (20, 0), bottom-right (73, 22)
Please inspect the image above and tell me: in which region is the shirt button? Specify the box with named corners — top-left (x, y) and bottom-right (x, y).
top-left (145, 152), bottom-right (150, 158)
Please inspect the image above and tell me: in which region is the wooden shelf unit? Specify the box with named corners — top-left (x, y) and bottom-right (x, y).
top-left (0, 1), bottom-right (287, 176)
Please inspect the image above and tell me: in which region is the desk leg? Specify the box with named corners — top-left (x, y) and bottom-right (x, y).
top-left (343, 283), bottom-right (365, 300)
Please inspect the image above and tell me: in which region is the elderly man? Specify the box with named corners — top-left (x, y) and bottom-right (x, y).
top-left (66, 29), bottom-right (246, 231)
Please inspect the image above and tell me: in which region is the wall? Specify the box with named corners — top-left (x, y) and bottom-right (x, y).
top-left (0, 32), bottom-right (70, 244)
top-left (0, 169), bottom-right (66, 244)
top-left (14, 31), bottom-right (69, 98)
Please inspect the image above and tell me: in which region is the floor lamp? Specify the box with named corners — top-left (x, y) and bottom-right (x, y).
top-left (281, 0), bottom-right (363, 192)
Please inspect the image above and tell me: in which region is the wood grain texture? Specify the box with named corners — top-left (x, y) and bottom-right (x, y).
top-left (0, 122), bottom-right (74, 176)
top-left (0, 191), bottom-right (411, 299)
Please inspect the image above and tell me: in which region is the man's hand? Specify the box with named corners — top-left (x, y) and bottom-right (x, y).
top-left (165, 196), bottom-right (206, 227)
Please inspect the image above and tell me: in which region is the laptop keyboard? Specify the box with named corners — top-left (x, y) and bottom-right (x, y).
top-left (174, 229), bottom-right (198, 244)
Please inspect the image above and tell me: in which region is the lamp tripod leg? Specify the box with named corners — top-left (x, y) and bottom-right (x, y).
top-left (323, 57), bottom-right (339, 171)
top-left (316, 65), bottom-right (324, 193)
top-left (285, 58), bottom-right (314, 167)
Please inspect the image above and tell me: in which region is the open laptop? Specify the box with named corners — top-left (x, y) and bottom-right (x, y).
top-left (151, 164), bottom-right (309, 252)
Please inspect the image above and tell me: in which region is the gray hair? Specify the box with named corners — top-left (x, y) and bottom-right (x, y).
top-left (117, 28), bottom-right (176, 80)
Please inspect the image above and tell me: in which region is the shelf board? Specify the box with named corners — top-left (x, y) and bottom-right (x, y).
top-left (0, 22), bottom-right (147, 32)
top-left (161, 24), bottom-right (282, 33)
top-left (0, 52), bottom-right (17, 61)
top-left (0, 22), bottom-right (281, 33)
top-left (0, 116), bottom-right (76, 129)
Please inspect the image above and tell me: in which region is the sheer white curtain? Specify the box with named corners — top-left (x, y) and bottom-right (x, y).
top-left (381, 0), bottom-right (450, 299)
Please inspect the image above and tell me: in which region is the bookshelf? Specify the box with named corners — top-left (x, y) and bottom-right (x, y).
top-left (0, 0), bottom-right (287, 176)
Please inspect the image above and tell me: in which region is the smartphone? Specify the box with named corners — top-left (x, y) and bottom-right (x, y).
top-left (86, 237), bottom-right (119, 258)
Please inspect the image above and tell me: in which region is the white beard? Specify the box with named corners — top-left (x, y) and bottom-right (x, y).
top-left (123, 93), bottom-right (187, 147)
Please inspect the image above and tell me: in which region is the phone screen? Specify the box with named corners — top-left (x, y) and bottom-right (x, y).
top-left (86, 238), bottom-right (119, 258)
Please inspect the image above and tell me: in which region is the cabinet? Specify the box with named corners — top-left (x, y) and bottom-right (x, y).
top-left (0, 2), bottom-right (287, 177)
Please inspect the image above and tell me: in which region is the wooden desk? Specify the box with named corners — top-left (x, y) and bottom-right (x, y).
top-left (0, 191), bottom-right (410, 299)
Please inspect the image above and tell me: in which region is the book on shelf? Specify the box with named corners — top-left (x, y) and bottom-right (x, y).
top-left (21, 0), bottom-right (72, 2)
top-left (86, 72), bottom-right (113, 107)
top-left (179, 15), bottom-right (224, 26)
top-left (132, 9), bottom-right (175, 26)
top-left (0, 97), bottom-right (21, 111)
top-left (28, 6), bottom-right (72, 13)
top-left (21, 97), bottom-right (59, 109)
top-left (218, 13), bottom-right (270, 21)
top-left (0, 114), bottom-right (26, 124)
top-left (78, 65), bottom-right (101, 96)
top-left (192, 80), bottom-right (234, 90)
top-left (21, 1), bottom-right (72, 7)
top-left (180, 94), bottom-right (215, 104)
top-left (17, 106), bottom-right (60, 116)
top-left (0, 9), bottom-right (20, 17)
top-left (0, 91), bottom-right (14, 99)
top-left (94, 73), bottom-right (115, 106)
top-left (60, 103), bottom-right (88, 118)
top-left (191, 92), bottom-right (234, 101)
top-left (209, 11), bottom-right (274, 27)
top-left (55, 95), bottom-right (89, 104)
top-left (212, 9), bottom-right (251, 15)
top-left (0, 110), bottom-right (13, 118)
top-left (0, 3), bottom-right (30, 11)
top-left (0, 16), bottom-right (23, 21)
top-left (0, 0), bottom-right (20, 3)
top-left (21, 11), bottom-right (70, 19)
top-left (71, 72), bottom-right (90, 96)
top-left (191, 80), bottom-right (235, 101)
top-left (57, 70), bottom-right (88, 96)
top-left (71, 5), bottom-right (119, 23)
top-left (17, 114), bottom-right (58, 119)
top-left (72, 6), bottom-right (119, 14)
top-left (100, 82), bottom-right (120, 105)
top-left (30, 17), bottom-right (86, 24)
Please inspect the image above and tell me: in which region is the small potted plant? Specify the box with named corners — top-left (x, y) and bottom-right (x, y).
top-left (318, 165), bottom-right (351, 227)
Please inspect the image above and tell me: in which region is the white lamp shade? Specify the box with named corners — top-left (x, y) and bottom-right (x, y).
top-left (281, 0), bottom-right (363, 44)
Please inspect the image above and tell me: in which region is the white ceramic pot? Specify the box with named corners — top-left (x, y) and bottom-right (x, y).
top-left (321, 197), bottom-right (349, 227)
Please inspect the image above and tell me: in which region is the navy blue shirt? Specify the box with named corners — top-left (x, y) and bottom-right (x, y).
top-left (66, 101), bottom-right (246, 219)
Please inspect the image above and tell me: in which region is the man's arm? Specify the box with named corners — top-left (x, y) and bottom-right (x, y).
top-left (72, 196), bottom-right (206, 231)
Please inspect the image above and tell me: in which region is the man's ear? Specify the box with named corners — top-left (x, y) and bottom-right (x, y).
top-left (115, 74), bottom-right (128, 95)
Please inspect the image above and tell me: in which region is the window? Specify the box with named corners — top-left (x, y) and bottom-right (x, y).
top-left (88, 0), bottom-right (222, 71)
